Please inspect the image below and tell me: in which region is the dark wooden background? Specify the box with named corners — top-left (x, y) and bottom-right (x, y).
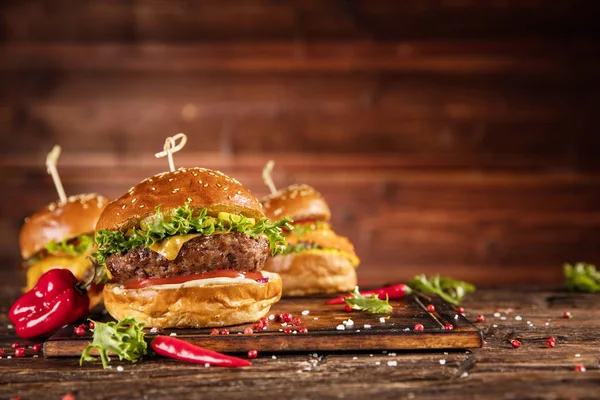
top-left (1, 0), bottom-right (599, 287)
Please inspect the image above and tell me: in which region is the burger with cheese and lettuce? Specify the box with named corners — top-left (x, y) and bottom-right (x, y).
top-left (94, 167), bottom-right (291, 329)
top-left (261, 184), bottom-right (360, 296)
top-left (19, 193), bottom-right (109, 307)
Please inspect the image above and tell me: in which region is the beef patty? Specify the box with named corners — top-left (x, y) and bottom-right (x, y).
top-left (105, 232), bottom-right (270, 283)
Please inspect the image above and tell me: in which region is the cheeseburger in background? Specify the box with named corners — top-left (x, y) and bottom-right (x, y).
top-left (262, 184), bottom-right (360, 296)
top-left (95, 167), bottom-right (290, 329)
top-left (20, 194), bottom-right (109, 307)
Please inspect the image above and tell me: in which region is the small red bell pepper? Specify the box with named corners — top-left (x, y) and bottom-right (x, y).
top-left (325, 283), bottom-right (411, 305)
top-left (9, 269), bottom-right (89, 339)
top-left (151, 336), bottom-right (251, 367)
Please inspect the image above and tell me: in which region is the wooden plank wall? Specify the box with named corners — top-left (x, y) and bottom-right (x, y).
top-left (1, 0), bottom-right (600, 286)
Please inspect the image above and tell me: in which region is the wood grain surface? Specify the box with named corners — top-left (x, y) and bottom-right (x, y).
top-left (1, 0), bottom-right (600, 286)
top-left (43, 293), bottom-right (482, 357)
top-left (1, 284), bottom-right (599, 400)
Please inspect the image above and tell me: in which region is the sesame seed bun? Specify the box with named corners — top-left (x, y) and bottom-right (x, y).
top-left (20, 193), bottom-right (109, 260)
top-left (96, 168), bottom-right (265, 232)
top-left (261, 184), bottom-right (331, 222)
top-left (102, 272), bottom-right (282, 329)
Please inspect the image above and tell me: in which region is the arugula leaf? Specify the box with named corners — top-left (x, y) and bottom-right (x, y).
top-left (344, 286), bottom-right (393, 314)
top-left (281, 242), bottom-right (320, 255)
top-left (407, 274), bottom-right (475, 306)
top-left (46, 234), bottom-right (94, 256)
top-left (564, 262), bottom-right (600, 292)
top-left (80, 317), bottom-right (147, 368)
top-left (93, 203), bottom-right (293, 264)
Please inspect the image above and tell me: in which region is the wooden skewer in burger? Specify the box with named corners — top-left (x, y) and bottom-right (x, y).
top-left (96, 134), bottom-right (291, 328)
top-left (19, 145), bottom-right (109, 307)
top-left (260, 161), bottom-right (360, 296)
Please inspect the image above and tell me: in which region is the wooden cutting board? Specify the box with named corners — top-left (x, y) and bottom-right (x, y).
top-left (44, 293), bottom-right (482, 357)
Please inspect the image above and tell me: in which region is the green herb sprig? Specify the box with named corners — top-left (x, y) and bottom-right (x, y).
top-left (46, 234), bottom-right (94, 256)
top-left (344, 287), bottom-right (393, 314)
top-left (407, 274), bottom-right (475, 306)
top-left (80, 317), bottom-right (147, 369)
top-left (94, 204), bottom-right (292, 264)
top-left (564, 262), bottom-right (600, 292)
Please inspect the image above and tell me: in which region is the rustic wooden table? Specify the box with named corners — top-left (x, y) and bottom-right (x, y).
top-left (1, 285), bottom-right (598, 400)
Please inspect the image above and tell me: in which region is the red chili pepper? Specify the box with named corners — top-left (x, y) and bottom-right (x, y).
top-left (9, 269), bottom-right (89, 339)
top-left (151, 336), bottom-right (251, 367)
top-left (325, 283), bottom-right (411, 305)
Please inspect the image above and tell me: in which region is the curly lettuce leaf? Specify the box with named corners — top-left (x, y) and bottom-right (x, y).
top-left (80, 317), bottom-right (147, 368)
top-left (46, 234), bottom-right (94, 256)
top-left (564, 262), bottom-right (600, 292)
top-left (93, 204), bottom-right (293, 264)
top-left (344, 286), bottom-right (393, 314)
top-left (407, 274), bottom-right (475, 306)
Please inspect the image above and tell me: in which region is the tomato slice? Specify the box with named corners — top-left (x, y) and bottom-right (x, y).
top-left (123, 270), bottom-right (265, 290)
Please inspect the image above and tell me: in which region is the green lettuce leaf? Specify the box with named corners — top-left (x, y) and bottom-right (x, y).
top-left (345, 286), bottom-right (393, 314)
top-left (93, 203), bottom-right (293, 264)
top-left (80, 317), bottom-right (147, 368)
top-left (564, 262), bottom-right (600, 292)
top-left (46, 234), bottom-right (94, 256)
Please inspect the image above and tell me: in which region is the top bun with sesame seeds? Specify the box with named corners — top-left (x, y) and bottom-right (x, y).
top-left (96, 167), bottom-right (265, 232)
top-left (261, 184), bottom-right (331, 223)
top-left (20, 193), bottom-right (109, 260)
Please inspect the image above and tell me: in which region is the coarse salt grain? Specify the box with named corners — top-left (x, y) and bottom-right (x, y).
top-left (205, 363), bottom-right (210, 368)
top-left (387, 361), bottom-right (398, 366)
top-left (272, 355), bottom-right (277, 359)
top-left (268, 314), bottom-right (275, 320)
top-left (461, 372), bottom-right (469, 378)
top-left (281, 322), bottom-right (287, 327)
top-left (7, 324), bottom-right (13, 329)
top-left (313, 317), bottom-right (319, 320)
top-left (302, 310), bottom-right (310, 316)
top-left (353, 357), bottom-right (358, 360)
top-left (117, 366), bottom-right (124, 372)
top-left (500, 316), bottom-right (507, 321)
top-left (492, 324), bottom-right (498, 328)
top-left (150, 328), bottom-right (158, 334)
top-left (439, 359), bottom-right (446, 365)
top-left (388, 353), bottom-right (396, 356)
top-left (515, 316), bottom-right (523, 321)
top-left (364, 324), bottom-right (372, 329)
top-left (375, 361), bottom-right (381, 365)
top-left (336, 325), bottom-right (345, 331)
top-left (379, 317), bottom-right (386, 323)
top-left (346, 319), bottom-right (354, 326)
top-left (575, 354), bottom-right (581, 357)
top-left (169, 332), bottom-right (177, 336)
top-left (493, 312), bottom-right (501, 318)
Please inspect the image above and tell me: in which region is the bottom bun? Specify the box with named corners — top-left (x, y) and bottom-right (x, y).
top-left (103, 272), bottom-right (282, 328)
top-left (264, 251), bottom-right (357, 296)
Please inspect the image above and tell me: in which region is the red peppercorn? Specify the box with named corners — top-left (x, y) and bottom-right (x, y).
top-left (32, 344), bottom-right (42, 353)
top-left (74, 325), bottom-right (86, 336)
top-left (298, 327), bottom-right (308, 334)
top-left (11, 341), bottom-right (20, 349)
top-left (476, 315), bottom-right (485, 323)
top-left (88, 321), bottom-right (95, 329)
top-left (220, 329), bottom-right (230, 335)
top-left (0, 349), bottom-right (4, 357)
top-left (574, 365), bottom-right (586, 372)
top-left (210, 328), bottom-right (219, 335)
top-left (546, 337), bottom-right (556, 348)
top-left (444, 323), bottom-right (454, 330)
top-left (457, 307), bottom-right (465, 314)
top-left (426, 304), bottom-right (435, 313)
top-left (280, 313), bottom-right (293, 323)
top-left (344, 304), bottom-right (353, 312)
top-left (61, 394), bottom-right (76, 400)
top-left (414, 323), bottom-right (424, 331)
top-left (283, 327), bottom-right (292, 334)
top-left (247, 350), bottom-right (258, 359)
top-left (244, 327), bottom-right (254, 335)
top-left (15, 347), bottom-right (25, 357)
top-left (511, 339), bottom-right (521, 348)
top-left (252, 322), bottom-right (264, 331)
top-left (260, 317), bottom-right (269, 326)
top-left (292, 317), bottom-right (302, 326)
top-left (563, 311), bottom-right (572, 319)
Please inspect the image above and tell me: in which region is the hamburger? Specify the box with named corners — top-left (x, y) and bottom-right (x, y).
top-left (20, 193), bottom-right (109, 307)
top-left (94, 167), bottom-right (290, 328)
top-left (261, 184), bottom-right (360, 296)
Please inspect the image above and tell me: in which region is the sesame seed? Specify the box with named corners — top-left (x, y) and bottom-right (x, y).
top-left (223, 187), bottom-right (228, 191)
top-left (132, 198), bottom-right (137, 203)
top-left (122, 205), bottom-right (126, 209)
top-left (139, 205), bottom-right (145, 208)
top-left (216, 183), bottom-right (221, 188)
top-left (168, 178), bottom-right (173, 182)
top-left (151, 187), bottom-right (156, 191)
top-left (237, 191), bottom-right (242, 195)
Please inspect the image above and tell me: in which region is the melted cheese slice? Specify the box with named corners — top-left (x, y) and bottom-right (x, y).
top-left (26, 253), bottom-right (91, 291)
top-left (148, 234), bottom-right (203, 260)
top-left (301, 248), bottom-right (360, 267)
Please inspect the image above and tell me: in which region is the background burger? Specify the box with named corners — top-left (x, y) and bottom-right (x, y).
top-left (20, 193), bottom-right (109, 307)
top-left (261, 184), bottom-right (360, 296)
top-left (95, 167), bottom-right (290, 329)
